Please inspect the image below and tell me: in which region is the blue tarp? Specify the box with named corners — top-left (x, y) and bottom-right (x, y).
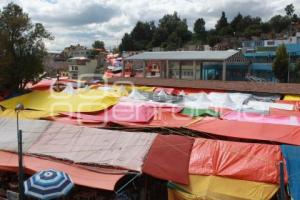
top-left (281, 145), bottom-right (300, 200)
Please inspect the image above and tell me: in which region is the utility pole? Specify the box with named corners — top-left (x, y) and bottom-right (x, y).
top-left (16, 103), bottom-right (25, 200)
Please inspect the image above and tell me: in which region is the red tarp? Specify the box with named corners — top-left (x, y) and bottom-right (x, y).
top-left (142, 135), bottom-right (194, 185)
top-left (187, 118), bottom-right (300, 145)
top-left (0, 151), bottom-right (124, 190)
top-left (189, 138), bottom-right (286, 184)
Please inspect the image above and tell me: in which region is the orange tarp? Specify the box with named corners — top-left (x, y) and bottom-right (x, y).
top-left (270, 108), bottom-right (300, 117)
top-left (189, 138), bottom-right (286, 184)
top-left (187, 118), bottom-right (300, 145)
top-left (0, 151), bottom-right (124, 191)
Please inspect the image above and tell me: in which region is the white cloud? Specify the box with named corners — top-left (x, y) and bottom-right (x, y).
top-left (1, 0), bottom-right (300, 51)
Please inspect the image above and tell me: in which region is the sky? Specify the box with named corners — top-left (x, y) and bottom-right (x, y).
top-left (0, 0), bottom-right (300, 51)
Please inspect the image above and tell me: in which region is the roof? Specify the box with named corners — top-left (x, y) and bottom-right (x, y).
top-left (125, 50), bottom-right (239, 61)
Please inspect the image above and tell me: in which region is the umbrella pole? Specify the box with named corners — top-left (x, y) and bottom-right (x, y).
top-left (16, 105), bottom-right (25, 200)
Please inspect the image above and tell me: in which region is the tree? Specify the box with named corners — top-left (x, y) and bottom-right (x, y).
top-left (0, 3), bottom-right (52, 91)
top-left (130, 21), bottom-right (156, 50)
top-left (151, 12), bottom-right (192, 50)
top-left (273, 44), bottom-right (289, 82)
top-left (194, 18), bottom-right (206, 41)
top-left (269, 15), bottom-right (290, 33)
top-left (285, 4), bottom-right (295, 17)
top-left (119, 33), bottom-right (135, 52)
top-left (215, 11), bottom-right (229, 33)
top-left (92, 40), bottom-right (105, 49)
top-left (230, 13), bottom-right (243, 34)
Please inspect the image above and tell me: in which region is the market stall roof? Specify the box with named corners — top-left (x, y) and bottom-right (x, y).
top-left (0, 151), bottom-right (124, 191)
top-left (189, 138), bottom-right (286, 184)
top-left (27, 121), bottom-right (157, 172)
top-left (125, 50), bottom-right (241, 61)
top-left (168, 175), bottom-right (278, 200)
top-left (187, 118), bottom-right (300, 145)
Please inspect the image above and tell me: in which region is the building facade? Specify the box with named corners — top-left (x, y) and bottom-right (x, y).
top-left (68, 57), bottom-right (98, 80)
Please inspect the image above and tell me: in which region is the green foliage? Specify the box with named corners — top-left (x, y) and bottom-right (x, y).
top-left (119, 12), bottom-right (191, 51)
top-left (285, 4), bottom-right (295, 17)
top-left (92, 40), bottom-right (105, 49)
top-left (272, 44), bottom-right (289, 82)
top-left (0, 3), bottom-right (52, 91)
top-left (215, 11), bottom-right (228, 32)
top-left (269, 15), bottom-right (291, 33)
top-left (194, 18), bottom-right (206, 41)
top-left (118, 3), bottom-right (298, 50)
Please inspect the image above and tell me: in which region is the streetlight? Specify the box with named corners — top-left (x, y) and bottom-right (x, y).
top-left (15, 103), bottom-right (25, 200)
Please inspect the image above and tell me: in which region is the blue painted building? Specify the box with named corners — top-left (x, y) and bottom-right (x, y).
top-left (244, 44), bottom-right (300, 82)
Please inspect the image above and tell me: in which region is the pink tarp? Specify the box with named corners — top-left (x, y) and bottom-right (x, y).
top-left (222, 111), bottom-right (300, 126)
top-left (189, 138), bottom-right (286, 184)
top-left (187, 118), bottom-right (300, 145)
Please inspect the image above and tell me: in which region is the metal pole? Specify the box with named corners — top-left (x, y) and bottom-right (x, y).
top-left (279, 161), bottom-right (285, 200)
top-left (16, 104), bottom-right (25, 200)
top-left (18, 129), bottom-right (25, 200)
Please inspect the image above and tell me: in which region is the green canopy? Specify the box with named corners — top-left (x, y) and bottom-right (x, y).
top-left (181, 108), bottom-right (219, 118)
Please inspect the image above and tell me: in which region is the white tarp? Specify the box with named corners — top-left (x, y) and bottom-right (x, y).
top-left (246, 101), bottom-right (294, 111)
top-left (27, 121), bottom-right (157, 171)
top-left (0, 118), bottom-right (50, 152)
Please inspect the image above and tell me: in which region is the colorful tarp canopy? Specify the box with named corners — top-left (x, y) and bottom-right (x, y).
top-left (168, 175), bottom-right (278, 200)
top-left (0, 109), bottom-right (58, 119)
top-left (27, 121), bottom-right (157, 171)
top-left (142, 135), bottom-right (194, 185)
top-left (187, 118), bottom-right (300, 145)
top-left (189, 138), bottom-right (285, 184)
top-left (62, 101), bottom-right (156, 123)
top-left (181, 108), bottom-right (219, 118)
top-left (281, 145), bottom-right (300, 200)
top-left (284, 95), bottom-right (300, 101)
top-left (270, 108), bottom-right (300, 117)
top-left (0, 90), bottom-right (119, 112)
top-left (0, 151), bottom-right (124, 191)
top-left (222, 111), bottom-right (300, 126)
top-left (115, 111), bottom-right (196, 128)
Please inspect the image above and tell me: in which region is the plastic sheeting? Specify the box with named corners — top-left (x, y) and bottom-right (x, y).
top-left (0, 90), bottom-right (119, 112)
top-left (142, 135), bottom-right (194, 185)
top-left (0, 109), bottom-right (58, 119)
top-left (63, 101), bottom-right (155, 123)
top-left (284, 95), bottom-right (300, 101)
top-left (222, 111), bottom-right (300, 126)
top-left (27, 122), bottom-right (157, 171)
top-left (116, 111), bottom-right (196, 128)
top-left (270, 108), bottom-right (300, 117)
top-left (0, 118), bottom-right (50, 152)
top-left (168, 175), bottom-right (278, 200)
top-left (0, 151), bottom-right (124, 191)
top-left (189, 138), bottom-right (285, 184)
top-left (181, 108), bottom-right (219, 118)
top-left (187, 118), bottom-right (300, 145)
top-left (246, 100), bottom-right (294, 111)
top-left (281, 145), bottom-right (300, 200)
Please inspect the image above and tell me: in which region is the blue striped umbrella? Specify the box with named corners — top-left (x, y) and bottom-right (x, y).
top-left (24, 169), bottom-right (74, 200)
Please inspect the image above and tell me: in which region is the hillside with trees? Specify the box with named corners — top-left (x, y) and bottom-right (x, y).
top-left (119, 4), bottom-right (300, 51)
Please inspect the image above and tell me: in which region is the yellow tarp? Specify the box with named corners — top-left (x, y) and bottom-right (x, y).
top-left (284, 95), bottom-right (300, 101)
top-left (0, 90), bottom-right (119, 113)
top-left (0, 109), bottom-right (58, 119)
top-left (168, 175), bottom-right (278, 200)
